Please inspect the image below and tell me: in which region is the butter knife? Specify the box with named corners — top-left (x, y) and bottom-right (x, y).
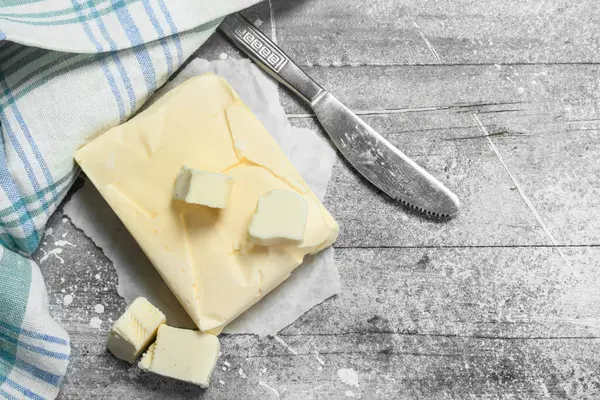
top-left (219, 14), bottom-right (460, 218)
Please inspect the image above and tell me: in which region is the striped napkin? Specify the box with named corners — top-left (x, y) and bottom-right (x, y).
top-left (0, 1), bottom-right (260, 398)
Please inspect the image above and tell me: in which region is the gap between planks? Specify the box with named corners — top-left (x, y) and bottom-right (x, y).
top-left (224, 331), bottom-right (600, 342)
top-left (333, 244), bottom-right (600, 249)
top-left (292, 62), bottom-right (600, 68)
top-left (285, 101), bottom-right (530, 118)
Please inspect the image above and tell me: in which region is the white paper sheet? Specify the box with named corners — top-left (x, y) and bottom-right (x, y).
top-left (64, 59), bottom-right (339, 337)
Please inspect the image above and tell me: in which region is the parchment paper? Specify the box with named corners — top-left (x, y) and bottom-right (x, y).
top-left (64, 59), bottom-right (339, 336)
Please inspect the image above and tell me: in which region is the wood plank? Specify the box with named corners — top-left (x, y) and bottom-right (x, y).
top-left (288, 247), bottom-right (599, 338)
top-left (36, 213), bottom-right (600, 399)
top-left (489, 128), bottom-right (600, 246)
top-left (274, 0), bottom-right (600, 65)
top-left (278, 64), bottom-right (600, 115)
top-left (58, 332), bottom-right (600, 399)
top-left (292, 114), bottom-right (548, 247)
top-left (274, 64), bottom-right (600, 246)
top-left (291, 114), bottom-right (600, 247)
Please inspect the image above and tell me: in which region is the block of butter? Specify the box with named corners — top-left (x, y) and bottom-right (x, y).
top-left (75, 74), bottom-right (339, 332)
top-left (249, 189), bottom-right (308, 246)
top-left (139, 325), bottom-right (219, 388)
top-left (107, 297), bottom-right (166, 363)
top-left (173, 166), bottom-right (233, 209)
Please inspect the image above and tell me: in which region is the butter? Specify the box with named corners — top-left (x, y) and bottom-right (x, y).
top-left (106, 297), bottom-right (166, 363)
top-left (174, 166), bottom-right (232, 209)
top-left (249, 189), bottom-right (308, 246)
top-left (138, 325), bottom-right (219, 388)
top-left (75, 74), bottom-right (339, 332)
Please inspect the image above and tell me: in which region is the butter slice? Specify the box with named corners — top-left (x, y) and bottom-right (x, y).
top-left (249, 189), bottom-right (308, 246)
top-left (107, 297), bottom-right (166, 363)
top-left (138, 325), bottom-right (219, 388)
top-left (75, 74), bottom-right (339, 332)
top-left (174, 166), bottom-right (232, 209)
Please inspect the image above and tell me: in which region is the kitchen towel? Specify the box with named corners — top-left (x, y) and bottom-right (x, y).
top-left (0, 1), bottom-right (260, 399)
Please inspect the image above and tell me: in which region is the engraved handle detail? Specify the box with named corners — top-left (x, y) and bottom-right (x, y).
top-left (225, 20), bottom-right (288, 72)
top-left (219, 14), bottom-right (324, 104)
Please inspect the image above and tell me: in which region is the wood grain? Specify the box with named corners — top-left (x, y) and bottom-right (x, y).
top-left (273, 0), bottom-right (600, 65)
top-left (34, 0), bottom-right (600, 398)
top-left (279, 64), bottom-right (599, 115)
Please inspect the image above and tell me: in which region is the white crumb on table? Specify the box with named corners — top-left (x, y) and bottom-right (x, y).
top-left (63, 294), bottom-right (73, 306)
top-left (314, 351), bottom-right (325, 366)
top-left (337, 368), bottom-right (359, 387)
top-left (54, 239), bottom-right (75, 247)
top-left (40, 248), bottom-right (64, 264)
top-left (258, 380), bottom-right (280, 397)
top-left (274, 335), bottom-right (298, 355)
top-left (89, 317), bottom-right (102, 328)
top-left (94, 304), bottom-right (104, 314)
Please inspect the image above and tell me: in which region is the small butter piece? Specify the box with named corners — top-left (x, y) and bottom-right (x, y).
top-left (107, 297), bottom-right (166, 363)
top-left (138, 325), bottom-right (220, 388)
top-left (249, 190), bottom-right (308, 246)
top-left (173, 166), bottom-right (233, 209)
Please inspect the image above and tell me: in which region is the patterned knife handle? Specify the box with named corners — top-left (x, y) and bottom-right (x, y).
top-left (219, 13), bottom-right (325, 105)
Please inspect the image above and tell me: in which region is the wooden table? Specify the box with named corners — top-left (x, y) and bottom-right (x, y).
top-left (36, 1), bottom-right (600, 398)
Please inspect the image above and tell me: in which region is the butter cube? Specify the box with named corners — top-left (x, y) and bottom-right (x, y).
top-left (138, 325), bottom-right (220, 388)
top-left (173, 166), bottom-right (233, 209)
top-left (249, 190), bottom-right (308, 246)
top-left (107, 297), bottom-right (166, 363)
top-left (75, 74), bottom-right (339, 332)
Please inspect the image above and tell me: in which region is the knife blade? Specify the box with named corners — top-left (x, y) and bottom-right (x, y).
top-left (219, 14), bottom-right (460, 217)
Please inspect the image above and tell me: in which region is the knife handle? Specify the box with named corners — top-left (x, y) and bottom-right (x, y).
top-left (219, 13), bottom-right (325, 105)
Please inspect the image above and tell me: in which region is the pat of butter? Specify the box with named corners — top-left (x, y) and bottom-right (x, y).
top-left (106, 297), bottom-right (166, 363)
top-left (138, 325), bottom-right (219, 388)
top-left (75, 74), bottom-right (339, 332)
top-left (249, 189), bottom-right (308, 246)
top-left (174, 166), bottom-right (233, 209)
